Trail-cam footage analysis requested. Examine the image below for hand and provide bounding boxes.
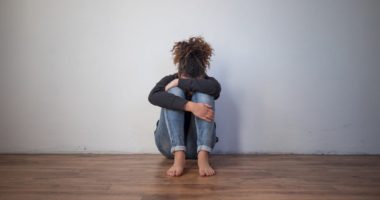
[165,79,179,91]
[185,102,214,122]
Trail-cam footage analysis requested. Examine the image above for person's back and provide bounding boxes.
[148,36,221,177]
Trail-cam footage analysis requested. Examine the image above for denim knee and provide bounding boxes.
[192,92,214,104]
[167,87,185,97]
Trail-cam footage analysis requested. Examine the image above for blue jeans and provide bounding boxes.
[154,87,218,160]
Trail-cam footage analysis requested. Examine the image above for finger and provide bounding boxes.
[201,115,212,122]
[207,111,214,118]
[203,104,213,109]
[204,110,214,120]
[208,114,214,121]
[205,117,212,122]
[204,113,213,122]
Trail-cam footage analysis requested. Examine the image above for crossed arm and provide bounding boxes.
[148,74,221,122]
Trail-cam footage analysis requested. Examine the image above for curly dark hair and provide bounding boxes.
[171,36,214,78]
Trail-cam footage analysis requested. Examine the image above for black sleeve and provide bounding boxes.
[148,74,188,111]
[177,76,221,99]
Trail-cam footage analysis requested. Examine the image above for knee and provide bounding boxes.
[192,92,214,104]
[167,87,185,97]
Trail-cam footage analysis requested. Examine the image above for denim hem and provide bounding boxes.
[197,145,212,153]
[171,146,186,154]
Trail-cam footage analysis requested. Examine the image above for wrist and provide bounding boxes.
[184,101,195,112]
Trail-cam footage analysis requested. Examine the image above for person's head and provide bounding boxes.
[171,36,213,78]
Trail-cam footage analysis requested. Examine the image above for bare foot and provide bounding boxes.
[197,150,216,176]
[167,151,186,177]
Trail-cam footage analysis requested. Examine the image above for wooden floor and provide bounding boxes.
[0,154,379,200]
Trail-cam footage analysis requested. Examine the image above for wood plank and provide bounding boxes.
[0,154,379,200]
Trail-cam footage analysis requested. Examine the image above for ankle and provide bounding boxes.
[174,150,185,157]
[173,151,185,162]
[197,150,209,160]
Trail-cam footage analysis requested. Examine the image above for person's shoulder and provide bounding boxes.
[166,73,178,78]
[161,73,177,80]
[204,74,218,80]
[157,73,177,83]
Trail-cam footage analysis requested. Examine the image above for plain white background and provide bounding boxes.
[0,0,379,154]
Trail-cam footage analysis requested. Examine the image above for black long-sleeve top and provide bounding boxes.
[148,73,221,111]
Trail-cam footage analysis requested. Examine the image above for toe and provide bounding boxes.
[207,169,212,176]
[167,168,174,176]
[206,167,215,176]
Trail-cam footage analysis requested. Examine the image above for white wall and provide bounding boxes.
[1,0,379,154]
